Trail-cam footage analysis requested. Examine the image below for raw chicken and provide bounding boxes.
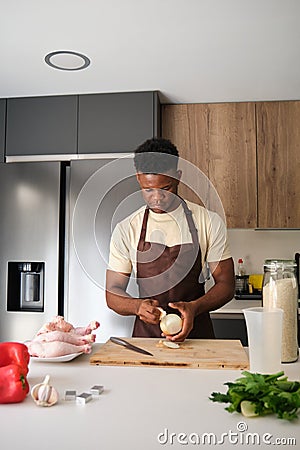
[36,316,73,334]
[33,330,96,345]
[26,316,100,358]
[72,320,100,336]
[37,316,100,336]
[26,340,92,358]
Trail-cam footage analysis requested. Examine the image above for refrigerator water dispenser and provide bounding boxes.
[7,262,45,312]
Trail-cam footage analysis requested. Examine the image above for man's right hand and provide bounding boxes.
[137,299,161,324]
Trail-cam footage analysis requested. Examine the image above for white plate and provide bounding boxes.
[31,352,84,363]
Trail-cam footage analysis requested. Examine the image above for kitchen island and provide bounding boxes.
[1,343,299,450]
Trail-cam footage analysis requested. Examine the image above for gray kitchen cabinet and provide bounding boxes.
[0,99,6,162]
[211,318,248,346]
[6,95,77,158]
[78,91,160,154]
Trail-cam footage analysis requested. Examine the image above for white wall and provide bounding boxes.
[227,229,300,275]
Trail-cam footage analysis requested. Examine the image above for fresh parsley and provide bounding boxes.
[209,371,300,421]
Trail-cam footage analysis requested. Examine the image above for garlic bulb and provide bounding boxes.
[160,313,182,336]
[31,375,58,407]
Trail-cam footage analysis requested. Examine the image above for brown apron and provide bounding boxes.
[132,199,215,338]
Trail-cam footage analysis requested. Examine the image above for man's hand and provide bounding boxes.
[165,301,196,342]
[137,299,161,324]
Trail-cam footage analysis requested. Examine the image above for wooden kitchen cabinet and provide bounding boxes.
[0,99,6,162]
[6,95,78,158]
[257,101,300,228]
[78,91,160,154]
[162,103,257,228]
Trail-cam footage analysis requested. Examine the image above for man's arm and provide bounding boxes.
[105,269,161,324]
[193,257,235,313]
[168,257,235,341]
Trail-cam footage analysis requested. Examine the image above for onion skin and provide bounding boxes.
[160,314,182,336]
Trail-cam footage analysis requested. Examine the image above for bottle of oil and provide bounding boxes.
[235,258,248,294]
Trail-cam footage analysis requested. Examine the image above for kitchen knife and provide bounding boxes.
[109,337,153,356]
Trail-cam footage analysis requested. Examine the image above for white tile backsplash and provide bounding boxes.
[228,229,300,275]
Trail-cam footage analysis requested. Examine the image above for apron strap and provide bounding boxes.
[179,198,199,248]
[137,207,149,251]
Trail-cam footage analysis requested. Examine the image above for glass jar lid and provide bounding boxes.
[264,259,296,270]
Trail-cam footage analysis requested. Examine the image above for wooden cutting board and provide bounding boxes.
[90,338,249,370]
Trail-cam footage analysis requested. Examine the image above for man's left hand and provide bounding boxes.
[164,301,196,342]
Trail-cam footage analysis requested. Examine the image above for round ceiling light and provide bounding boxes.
[44,51,90,71]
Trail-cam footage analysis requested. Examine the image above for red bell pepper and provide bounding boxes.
[0,342,30,375]
[0,364,29,403]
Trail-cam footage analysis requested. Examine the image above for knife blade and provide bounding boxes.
[110,336,153,356]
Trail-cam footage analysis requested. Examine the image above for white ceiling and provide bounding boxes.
[1,0,300,104]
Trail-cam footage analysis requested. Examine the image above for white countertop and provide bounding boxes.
[1,344,299,450]
[211,298,300,319]
[210,298,262,318]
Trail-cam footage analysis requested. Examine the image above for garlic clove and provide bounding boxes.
[31,375,58,407]
[38,382,52,403]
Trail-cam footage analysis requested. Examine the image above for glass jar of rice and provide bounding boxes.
[263,259,299,363]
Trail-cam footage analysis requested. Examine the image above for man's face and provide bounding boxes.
[136,170,182,213]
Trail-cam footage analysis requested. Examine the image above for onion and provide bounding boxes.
[240,400,259,417]
[160,313,182,336]
[163,340,180,349]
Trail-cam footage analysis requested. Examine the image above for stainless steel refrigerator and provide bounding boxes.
[65,157,144,342]
[0,156,145,342]
[0,162,61,341]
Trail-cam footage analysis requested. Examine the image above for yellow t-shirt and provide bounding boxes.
[108,200,231,276]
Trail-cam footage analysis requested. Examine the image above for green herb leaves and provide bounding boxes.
[209,371,300,421]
